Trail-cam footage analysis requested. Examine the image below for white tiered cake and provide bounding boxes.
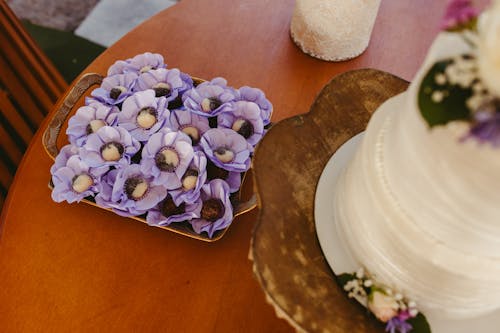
[333,30,500,319]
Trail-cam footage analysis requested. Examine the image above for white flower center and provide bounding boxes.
[155,148,180,172]
[72,174,93,193]
[124,176,149,200]
[183,176,197,190]
[154,82,170,90]
[201,98,212,112]
[232,118,247,132]
[201,97,221,112]
[214,147,234,163]
[137,107,157,129]
[162,149,179,166]
[140,65,153,73]
[88,119,106,133]
[181,126,200,143]
[132,181,148,199]
[101,142,123,161]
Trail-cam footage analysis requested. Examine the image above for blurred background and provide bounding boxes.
[6,0,178,83]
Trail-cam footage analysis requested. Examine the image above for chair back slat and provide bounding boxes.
[0,52,46,128]
[0,89,34,146]
[0,0,68,211]
[0,120,24,167]
[0,2,67,100]
[0,158,13,202]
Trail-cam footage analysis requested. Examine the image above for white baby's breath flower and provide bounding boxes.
[478,0,500,97]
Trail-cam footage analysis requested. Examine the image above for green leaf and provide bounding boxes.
[407,313,432,333]
[418,58,473,127]
[446,17,478,33]
[337,273,356,287]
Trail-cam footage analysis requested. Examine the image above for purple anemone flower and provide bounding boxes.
[67,101,119,146]
[140,129,194,189]
[467,112,500,146]
[440,0,478,31]
[91,72,138,106]
[135,68,193,104]
[51,155,108,203]
[237,86,273,125]
[200,128,252,172]
[125,52,166,74]
[169,151,208,205]
[50,144,79,174]
[95,164,168,217]
[182,77,238,116]
[168,109,211,149]
[146,194,202,227]
[107,59,130,76]
[218,101,265,147]
[190,179,233,238]
[117,90,169,142]
[80,126,141,167]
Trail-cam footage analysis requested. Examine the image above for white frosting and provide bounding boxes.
[333,33,500,319]
[290,0,381,61]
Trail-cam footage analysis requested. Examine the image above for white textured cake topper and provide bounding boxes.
[290,0,381,61]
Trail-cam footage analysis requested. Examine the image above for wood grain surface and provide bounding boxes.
[251,69,408,332]
[0,0,489,331]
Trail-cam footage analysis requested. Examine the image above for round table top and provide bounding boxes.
[0,0,488,331]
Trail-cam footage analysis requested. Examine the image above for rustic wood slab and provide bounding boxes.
[251,68,409,332]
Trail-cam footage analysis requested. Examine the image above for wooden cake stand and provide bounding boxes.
[250,69,408,332]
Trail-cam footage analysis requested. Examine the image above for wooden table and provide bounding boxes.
[0,0,487,331]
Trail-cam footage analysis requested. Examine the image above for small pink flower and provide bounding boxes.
[440,0,479,31]
[368,291,399,323]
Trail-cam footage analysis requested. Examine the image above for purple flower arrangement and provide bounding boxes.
[50,52,272,239]
[339,268,426,333]
[439,0,479,31]
[418,0,500,148]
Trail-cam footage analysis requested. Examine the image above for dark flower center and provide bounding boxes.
[110,86,126,100]
[136,106,158,129]
[153,83,171,97]
[155,148,179,172]
[182,169,199,190]
[160,196,186,217]
[168,96,183,110]
[201,198,224,222]
[201,97,222,112]
[124,176,149,200]
[232,118,254,139]
[100,142,124,161]
[206,159,228,180]
[71,174,93,193]
[214,147,235,163]
[181,126,200,145]
[85,119,106,135]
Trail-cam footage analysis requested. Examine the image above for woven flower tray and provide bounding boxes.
[42,73,259,242]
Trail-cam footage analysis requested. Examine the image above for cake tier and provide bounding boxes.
[334,33,500,319]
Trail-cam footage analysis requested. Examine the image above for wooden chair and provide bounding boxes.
[0,1,67,209]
